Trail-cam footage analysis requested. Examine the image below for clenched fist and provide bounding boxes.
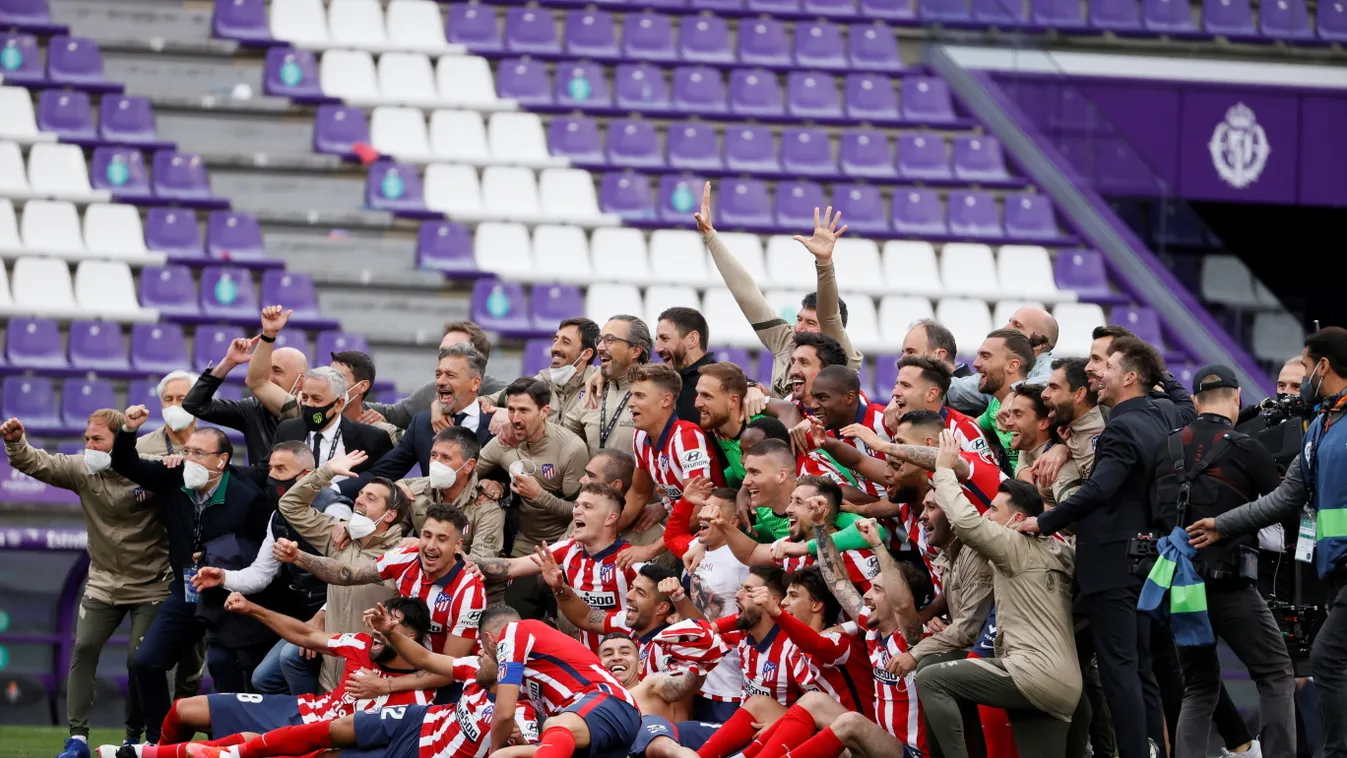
[124,405,150,432]
[0,418,24,443]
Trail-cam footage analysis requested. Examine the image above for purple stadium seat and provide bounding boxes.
[948,190,1002,238]
[892,188,947,236]
[680,16,734,64]
[719,178,773,228]
[728,68,785,117]
[667,122,723,170]
[193,325,243,372]
[897,133,951,180]
[673,66,728,115]
[522,338,551,377]
[952,134,1009,181]
[605,120,662,168]
[1261,0,1313,39]
[263,48,322,100]
[98,94,162,148]
[3,376,59,429]
[691,0,744,10]
[555,62,612,108]
[69,320,129,371]
[271,328,309,358]
[1144,0,1198,32]
[804,0,859,13]
[152,150,215,203]
[848,23,905,73]
[1054,249,1110,298]
[498,58,554,106]
[47,36,114,90]
[739,19,791,68]
[872,353,899,397]
[206,211,265,261]
[658,174,706,224]
[472,278,532,332]
[313,105,369,157]
[37,89,96,141]
[139,265,198,316]
[795,21,847,70]
[315,331,370,358]
[787,71,842,119]
[724,125,780,173]
[128,379,162,417]
[752,350,774,385]
[213,0,271,45]
[839,130,896,178]
[775,180,827,228]
[7,317,67,369]
[0,0,66,34]
[199,266,258,318]
[781,128,836,176]
[1110,305,1163,345]
[748,0,802,11]
[1204,0,1255,35]
[566,10,619,58]
[62,378,117,428]
[91,147,152,200]
[447,5,504,52]
[832,184,888,234]
[1089,0,1142,29]
[1033,0,1087,27]
[615,63,671,111]
[531,284,584,329]
[548,116,603,163]
[845,73,899,120]
[366,161,426,213]
[261,270,321,317]
[973,0,1028,24]
[599,171,656,220]
[506,8,562,55]
[921,0,972,21]
[1004,193,1058,240]
[0,33,45,86]
[130,323,188,373]
[1321,0,1347,40]
[902,76,955,123]
[417,220,476,275]
[144,209,203,259]
[709,347,751,373]
[623,11,678,62]
[862,0,919,19]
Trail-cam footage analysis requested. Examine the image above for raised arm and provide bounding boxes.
[246,307,297,417]
[537,542,612,634]
[2,420,83,491]
[365,602,461,678]
[224,592,331,651]
[795,207,862,371]
[861,519,922,645]
[696,182,779,334]
[811,514,865,623]
[471,554,541,583]
[278,539,383,586]
[933,433,1023,572]
[108,408,180,493]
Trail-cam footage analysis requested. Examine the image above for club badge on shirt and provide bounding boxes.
[541,463,555,479]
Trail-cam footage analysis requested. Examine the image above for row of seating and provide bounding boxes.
[2,316,366,376]
[2,375,242,436]
[7,88,172,150]
[367,162,615,226]
[138,266,335,327]
[0,142,224,209]
[261,0,464,52]
[0,34,117,92]
[0,257,149,321]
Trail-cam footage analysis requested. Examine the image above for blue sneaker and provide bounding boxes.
[57,738,91,758]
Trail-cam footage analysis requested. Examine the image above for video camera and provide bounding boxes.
[1260,393,1310,426]
[1267,598,1325,676]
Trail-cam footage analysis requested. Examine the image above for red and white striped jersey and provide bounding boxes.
[821,403,891,497]
[940,407,996,463]
[648,619,731,679]
[775,544,883,593]
[633,416,725,510]
[376,548,487,654]
[496,619,639,718]
[548,538,639,653]
[416,658,539,758]
[841,622,924,753]
[891,451,1005,595]
[716,617,817,706]
[594,612,669,679]
[296,633,434,722]
[771,611,874,717]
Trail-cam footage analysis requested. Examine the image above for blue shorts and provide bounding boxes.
[563,692,641,758]
[691,697,740,724]
[207,694,302,738]
[671,722,720,750]
[346,705,431,758]
[629,716,677,756]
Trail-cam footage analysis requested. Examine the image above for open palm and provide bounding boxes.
[792,206,848,263]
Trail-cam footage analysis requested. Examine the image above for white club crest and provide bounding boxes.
[1209,103,1270,189]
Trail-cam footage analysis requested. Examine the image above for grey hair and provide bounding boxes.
[609,314,653,364]
[438,342,486,377]
[305,366,348,399]
[156,370,198,398]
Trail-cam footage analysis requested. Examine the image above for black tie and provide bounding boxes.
[312,432,323,462]
[453,412,469,427]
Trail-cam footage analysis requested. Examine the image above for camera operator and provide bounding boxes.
[1151,365,1294,758]
[1237,356,1308,471]
[1189,327,1347,758]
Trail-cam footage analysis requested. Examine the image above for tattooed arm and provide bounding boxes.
[650,671,707,702]
[290,551,383,586]
[879,442,970,479]
[813,523,865,623]
[875,541,923,645]
[552,584,613,634]
[470,555,540,583]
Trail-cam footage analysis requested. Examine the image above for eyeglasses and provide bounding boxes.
[597,335,633,347]
[181,447,225,459]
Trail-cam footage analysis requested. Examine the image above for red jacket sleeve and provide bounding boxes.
[773,610,850,665]
[714,614,738,635]
[663,497,697,557]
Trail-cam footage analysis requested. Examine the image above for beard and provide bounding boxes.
[371,642,396,664]
[979,373,1004,395]
[737,608,762,629]
[888,485,920,504]
[1048,402,1078,428]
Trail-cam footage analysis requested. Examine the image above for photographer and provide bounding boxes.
[1189,327,1347,758]
[1237,356,1308,472]
[1151,365,1294,758]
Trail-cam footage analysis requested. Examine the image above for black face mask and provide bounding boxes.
[267,475,301,499]
[301,401,337,432]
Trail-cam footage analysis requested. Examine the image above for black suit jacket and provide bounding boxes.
[272,417,394,473]
[183,372,284,465]
[336,409,493,498]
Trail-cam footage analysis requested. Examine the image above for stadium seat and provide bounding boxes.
[725,125,781,173]
[842,294,883,352]
[781,128,836,177]
[265,48,323,100]
[20,199,83,258]
[832,184,887,235]
[1004,193,1059,241]
[840,130,897,179]
[776,181,827,229]
[993,299,1044,328]
[649,230,713,286]
[474,222,533,278]
[497,58,553,107]
[998,245,1067,301]
[75,260,148,319]
[472,279,531,333]
[940,243,998,296]
[1091,0,1143,30]
[952,135,1009,181]
[1204,0,1256,36]
[416,220,476,275]
[144,208,203,259]
[879,295,936,343]
[585,282,644,326]
[429,110,489,166]
[328,0,389,52]
[614,63,671,111]
[1320,0,1347,40]
[193,324,243,372]
[371,107,433,163]
[795,21,847,70]
[893,188,947,237]
[657,175,706,225]
[47,36,114,91]
[1052,303,1106,356]
[0,141,37,200]
[312,104,366,157]
[151,151,215,204]
[316,330,370,357]
[320,49,380,103]
[1144,0,1198,32]
[37,90,97,142]
[566,10,619,59]
[556,61,612,109]
[483,166,543,222]
[719,178,772,229]
[12,256,82,318]
[882,241,943,296]
[1054,249,1110,299]
[0,87,44,144]
[739,19,791,67]
[91,147,152,202]
[532,283,584,329]
[606,120,663,169]
[849,23,905,73]
[588,229,651,287]
[948,190,1002,239]
[898,133,952,180]
[424,163,482,217]
[207,211,266,261]
[936,298,993,358]
[681,16,734,64]
[0,199,18,256]
[973,0,1028,24]
[540,168,611,226]
[271,0,328,47]
[1261,0,1313,39]
[69,321,129,371]
[506,8,562,56]
[1252,311,1305,361]
[7,317,67,368]
[624,12,677,61]
[766,235,816,290]
[29,142,104,202]
[599,171,656,220]
[437,56,506,109]
[1110,305,1164,346]
[200,266,258,318]
[675,66,729,115]
[844,73,899,121]
[0,32,45,88]
[703,287,760,347]
[98,94,161,148]
[832,239,885,296]
[447,5,502,52]
[261,270,323,319]
[787,71,842,119]
[84,203,153,262]
[645,285,702,329]
[3,375,60,429]
[131,323,188,372]
[902,76,955,123]
[718,232,769,285]
[378,52,441,108]
[367,160,427,213]
[387,0,456,53]
[489,112,559,168]
[531,224,593,283]
[1200,255,1260,307]
[138,265,198,316]
[548,116,604,164]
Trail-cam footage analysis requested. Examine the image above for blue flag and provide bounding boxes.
[1137,526,1214,647]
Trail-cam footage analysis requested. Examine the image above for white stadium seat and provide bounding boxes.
[935,298,993,358]
[765,235,815,289]
[84,203,156,263]
[717,232,769,286]
[703,287,760,347]
[424,163,483,217]
[648,230,711,286]
[1252,311,1305,362]
[840,293,883,352]
[327,0,389,52]
[879,295,934,344]
[320,50,380,104]
[1201,255,1260,308]
[436,56,510,110]
[645,285,701,329]
[270,0,329,47]
[998,245,1070,301]
[370,107,433,163]
[75,260,152,319]
[483,166,543,222]
[377,52,441,107]
[1052,302,1106,357]
[766,289,808,327]
[539,168,613,226]
[586,283,643,326]
[0,264,15,310]
[0,199,19,256]
[28,143,105,202]
[0,141,36,200]
[12,257,82,317]
[473,222,532,277]
[387,0,459,54]
[20,200,84,257]
[832,239,884,295]
[431,110,491,164]
[488,112,565,168]
[940,243,998,296]
[0,88,50,145]
[590,228,652,286]
[882,241,942,295]
[531,224,593,283]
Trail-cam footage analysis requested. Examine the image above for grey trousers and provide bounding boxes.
[1174,584,1295,758]
[1312,577,1347,758]
[916,656,1071,758]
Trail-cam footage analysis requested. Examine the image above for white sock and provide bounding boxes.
[72,737,88,744]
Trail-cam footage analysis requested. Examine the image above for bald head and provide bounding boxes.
[271,347,310,395]
[1006,306,1058,355]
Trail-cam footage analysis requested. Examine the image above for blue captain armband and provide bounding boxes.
[499,661,524,686]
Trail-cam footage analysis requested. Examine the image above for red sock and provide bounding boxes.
[159,701,194,745]
[742,716,785,758]
[784,727,844,758]
[237,722,333,758]
[754,706,817,758]
[534,726,577,758]
[978,704,1019,758]
[141,735,244,758]
[697,708,760,758]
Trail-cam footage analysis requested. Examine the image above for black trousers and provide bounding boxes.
[1081,584,1166,758]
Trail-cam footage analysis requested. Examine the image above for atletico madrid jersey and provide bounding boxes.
[840,621,925,754]
[496,619,639,718]
[296,633,434,722]
[714,616,817,706]
[416,657,539,758]
[822,402,892,497]
[375,547,487,654]
[549,537,639,653]
[769,610,874,717]
[633,416,726,510]
[774,543,883,593]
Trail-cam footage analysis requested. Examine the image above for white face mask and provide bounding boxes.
[346,512,378,539]
[182,460,212,489]
[84,448,111,475]
[549,358,583,386]
[162,405,195,432]
[344,381,368,408]
[429,459,469,490]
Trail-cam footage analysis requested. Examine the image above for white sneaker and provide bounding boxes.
[1149,738,1159,758]
[1223,741,1263,758]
